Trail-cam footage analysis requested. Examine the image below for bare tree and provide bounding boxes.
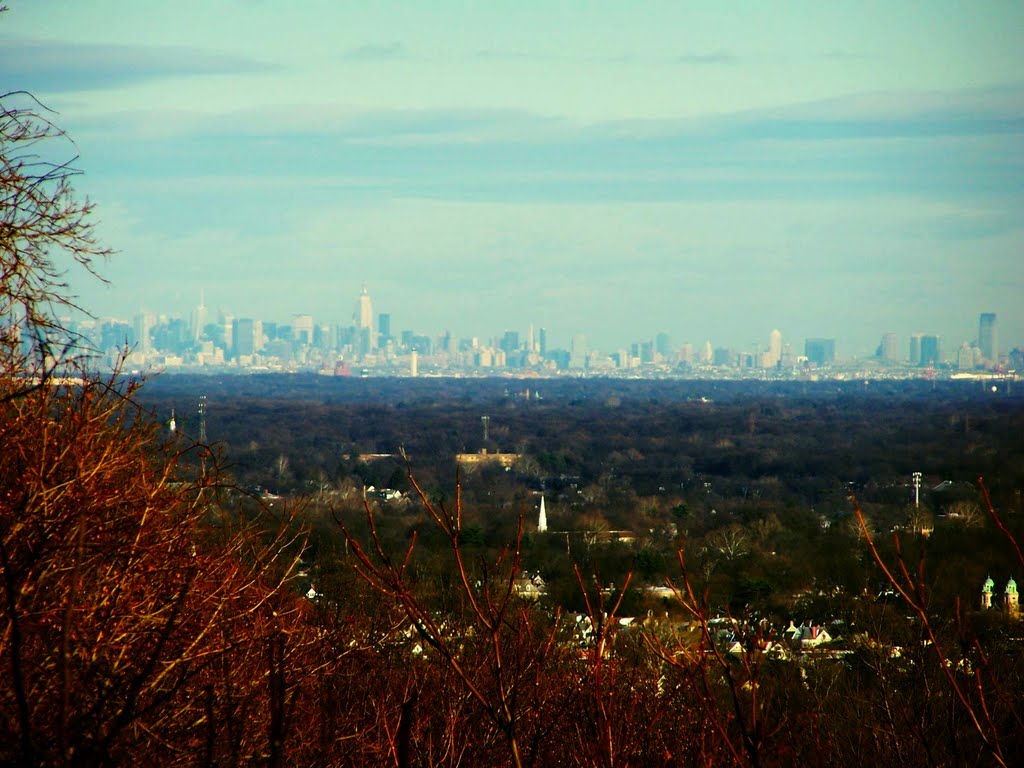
[341,467,565,768]
[0,62,336,766]
[849,483,1022,767]
[1,87,112,394]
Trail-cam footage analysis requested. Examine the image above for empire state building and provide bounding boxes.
[355,285,374,355]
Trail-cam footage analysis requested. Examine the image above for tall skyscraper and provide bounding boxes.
[133,311,154,355]
[292,314,314,346]
[957,342,981,370]
[919,335,941,366]
[233,318,256,358]
[804,338,836,365]
[767,329,782,367]
[356,285,373,331]
[353,285,374,355]
[218,310,233,351]
[570,334,587,369]
[909,333,923,365]
[879,332,899,362]
[500,330,520,354]
[190,290,207,343]
[978,313,997,364]
[655,331,672,359]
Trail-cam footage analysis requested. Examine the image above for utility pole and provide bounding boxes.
[912,471,922,509]
[198,395,207,443]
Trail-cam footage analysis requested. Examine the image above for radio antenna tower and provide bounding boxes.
[198,395,208,443]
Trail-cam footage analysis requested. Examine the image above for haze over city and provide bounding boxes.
[4,2,1023,357]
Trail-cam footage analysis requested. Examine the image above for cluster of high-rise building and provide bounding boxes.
[895,313,1004,372]
[66,289,1018,378]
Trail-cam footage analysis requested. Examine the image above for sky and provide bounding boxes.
[3,1,1023,357]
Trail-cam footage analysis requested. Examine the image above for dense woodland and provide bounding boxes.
[139,375,1024,615]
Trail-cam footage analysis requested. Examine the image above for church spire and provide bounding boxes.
[538,496,547,533]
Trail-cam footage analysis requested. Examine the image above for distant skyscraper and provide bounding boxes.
[378,312,391,341]
[804,338,836,365]
[978,313,997,364]
[218,310,233,350]
[655,332,672,359]
[538,327,547,357]
[233,318,256,358]
[133,311,154,355]
[919,334,941,366]
[500,330,520,354]
[957,342,980,370]
[909,333,923,365]
[315,323,330,351]
[292,314,314,346]
[768,329,782,367]
[356,284,373,330]
[712,347,734,367]
[879,332,899,362]
[190,290,207,343]
[570,334,587,369]
[353,285,374,355]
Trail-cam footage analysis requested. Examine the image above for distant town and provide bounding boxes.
[70,287,1018,380]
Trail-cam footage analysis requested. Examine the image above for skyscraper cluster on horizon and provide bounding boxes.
[64,286,1019,377]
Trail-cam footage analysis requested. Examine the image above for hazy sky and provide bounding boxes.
[4,1,1023,356]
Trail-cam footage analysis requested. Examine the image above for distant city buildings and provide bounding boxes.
[190,291,207,344]
[908,333,942,368]
[766,329,783,368]
[919,335,941,368]
[804,338,836,366]
[355,285,374,355]
[232,318,257,358]
[909,332,923,366]
[878,332,899,362]
[80,288,1018,379]
[570,334,587,369]
[133,311,154,356]
[979,313,997,365]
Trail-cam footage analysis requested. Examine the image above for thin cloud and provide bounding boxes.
[820,49,872,61]
[65,85,1024,215]
[338,42,407,61]
[473,48,564,62]
[677,50,737,65]
[0,38,274,94]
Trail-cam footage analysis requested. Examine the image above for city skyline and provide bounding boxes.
[88,286,1013,372]
[5,3,1023,355]
[105,282,1014,361]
